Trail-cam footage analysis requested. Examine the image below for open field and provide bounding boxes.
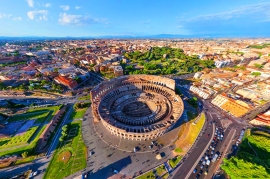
[71,108,88,119]
[0,106,62,158]
[0,125,46,156]
[44,121,87,179]
[8,111,50,124]
[221,129,270,179]
[27,105,62,122]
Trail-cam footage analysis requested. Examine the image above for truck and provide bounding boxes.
[212,154,218,162]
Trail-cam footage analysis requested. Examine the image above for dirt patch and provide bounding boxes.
[57,150,72,164]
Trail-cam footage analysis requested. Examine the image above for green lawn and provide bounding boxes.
[8,111,50,123]
[78,95,90,101]
[0,125,46,156]
[71,108,88,119]
[169,155,182,169]
[0,126,38,149]
[44,121,87,179]
[27,105,62,122]
[156,165,167,177]
[137,170,155,179]
[174,147,183,153]
[186,113,205,144]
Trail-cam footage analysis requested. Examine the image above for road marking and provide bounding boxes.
[183,122,215,179]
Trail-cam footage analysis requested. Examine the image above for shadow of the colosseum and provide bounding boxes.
[88,156,132,179]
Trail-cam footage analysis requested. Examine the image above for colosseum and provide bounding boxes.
[90,75,184,141]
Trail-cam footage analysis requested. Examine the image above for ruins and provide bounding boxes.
[91,75,184,141]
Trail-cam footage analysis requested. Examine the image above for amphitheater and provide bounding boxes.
[91,75,184,141]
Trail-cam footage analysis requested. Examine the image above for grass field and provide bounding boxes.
[169,155,182,169]
[137,170,155,179]
[44,121,87,179]
[186,113,205,145]
[71,108,88,119]
[0,125,46,156]
[78,95,90,101]
[0,126,38,149]
[156,165,167,177]
[8,111,50,123]
[27,105,62,122]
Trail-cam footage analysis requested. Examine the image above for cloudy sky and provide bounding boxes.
[0,0,269,37]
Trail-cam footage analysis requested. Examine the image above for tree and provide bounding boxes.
[251,72,261,77]
[21,151,28,158]
[59,136,64,142]
[53,68,59,73]
[254,63,263,69]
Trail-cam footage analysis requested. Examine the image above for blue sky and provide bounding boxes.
[0,0,269,37]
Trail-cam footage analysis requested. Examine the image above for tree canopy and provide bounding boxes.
[221,130,270,179]
[123,47,215,75]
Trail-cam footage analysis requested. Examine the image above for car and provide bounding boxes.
[200,165,204,169]
[89,151,94,156]
[196,174,201,179]
[193,168,197,173]
[204,170,209,175]
[149,145,153,149]
[200,157,204,161]
[199,170,203,175]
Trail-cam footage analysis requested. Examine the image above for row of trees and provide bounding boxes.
[59,124,69,142]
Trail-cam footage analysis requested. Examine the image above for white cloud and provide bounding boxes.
[178,2,270,22]
[58,13,108,25]
[12,17,22,20]
[26,0,34,7]
[60,5,69,11]
[44,3,51,8]
[27,10,48,20]
[0,14,12,18]
[75,6,81,10]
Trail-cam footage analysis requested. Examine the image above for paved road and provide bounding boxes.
[170,110,214,179]
[170,87,247,179]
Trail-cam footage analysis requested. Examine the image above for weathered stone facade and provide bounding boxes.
[91,75,184,141]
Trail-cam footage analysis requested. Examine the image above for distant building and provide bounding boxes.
[250,110,270,127]
[194,72,202,79]
[54,75,78,89]
[214,60,230,68]
[211,94,250,117]
[112,65,124,77]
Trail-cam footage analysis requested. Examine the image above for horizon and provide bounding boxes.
[0,0,270,37]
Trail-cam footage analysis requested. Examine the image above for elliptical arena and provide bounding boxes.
[91,75,184,141]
